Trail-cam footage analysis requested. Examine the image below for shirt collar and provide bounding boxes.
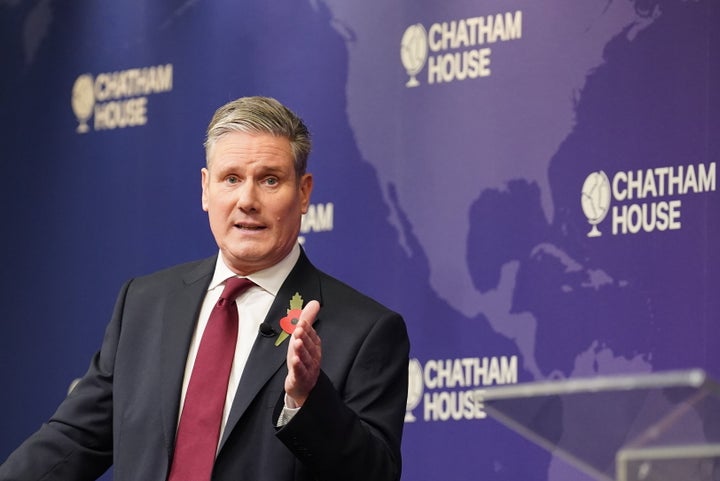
[209,243,301,297]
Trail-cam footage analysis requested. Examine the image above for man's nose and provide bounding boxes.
[235,182,260,211]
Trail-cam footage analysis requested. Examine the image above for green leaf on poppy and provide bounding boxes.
[275,331,290,347]
[289,292,304,310]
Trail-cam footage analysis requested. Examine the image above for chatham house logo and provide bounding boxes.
[399,12,522,88]
[70,64,173,133]
[579,163,716,237]
[400,24,428,88]
[581,170,611,237]
[405,355,517,423]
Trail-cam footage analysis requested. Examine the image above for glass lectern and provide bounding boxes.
[480,369,720,481]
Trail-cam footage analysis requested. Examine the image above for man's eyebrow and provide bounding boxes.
[256,164,291,176]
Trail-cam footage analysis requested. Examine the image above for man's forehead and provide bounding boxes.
[208,132,294,165]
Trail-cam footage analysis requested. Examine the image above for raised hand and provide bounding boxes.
[284,300,322,407]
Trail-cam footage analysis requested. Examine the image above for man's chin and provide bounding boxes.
[221,247,275,275]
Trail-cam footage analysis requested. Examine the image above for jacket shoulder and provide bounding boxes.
[122,256,216,295]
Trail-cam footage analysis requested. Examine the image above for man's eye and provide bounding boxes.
[226,175,239,184]
[264,177,279,186]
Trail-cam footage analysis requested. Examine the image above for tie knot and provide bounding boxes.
[219,277,254,302]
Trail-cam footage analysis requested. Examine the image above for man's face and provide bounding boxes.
[202,131,313,275]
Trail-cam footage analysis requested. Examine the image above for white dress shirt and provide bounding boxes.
[177,243,301,441]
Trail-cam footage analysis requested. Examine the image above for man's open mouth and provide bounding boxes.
[235,223,265,230]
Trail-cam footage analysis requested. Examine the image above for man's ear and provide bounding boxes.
[201,167,210,212]
[299,173,313,214]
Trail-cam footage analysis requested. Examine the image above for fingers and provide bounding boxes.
[288,324,321,379]
[285,300,322,406]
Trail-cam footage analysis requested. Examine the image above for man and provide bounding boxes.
[0,96,410,481]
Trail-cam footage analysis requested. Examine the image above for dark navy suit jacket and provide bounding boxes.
[0,250,409,481]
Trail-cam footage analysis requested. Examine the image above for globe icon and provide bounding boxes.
[400,24,428,88]
[72,74,95,133]
[405,358,424,422]
[581,170,611,237]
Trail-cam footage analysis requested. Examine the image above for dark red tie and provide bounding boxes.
[168,277,254,481]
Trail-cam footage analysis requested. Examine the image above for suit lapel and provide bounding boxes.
[159,257,215,457]
[219,250,323,450]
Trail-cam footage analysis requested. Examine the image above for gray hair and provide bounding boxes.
[204,96,312,177]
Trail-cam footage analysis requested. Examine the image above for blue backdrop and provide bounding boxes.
[1,0,718,479]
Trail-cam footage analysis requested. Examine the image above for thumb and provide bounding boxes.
[299,300,320,327]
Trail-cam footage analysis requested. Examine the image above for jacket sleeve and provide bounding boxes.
[274,311,409,481]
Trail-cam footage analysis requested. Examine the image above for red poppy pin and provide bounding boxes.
[275,292,304,346]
